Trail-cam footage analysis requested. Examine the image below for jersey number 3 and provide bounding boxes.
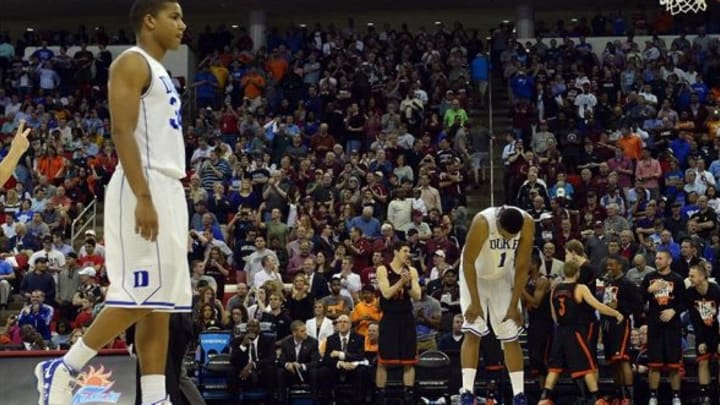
[159,76,182,131]
[557,296,566,317]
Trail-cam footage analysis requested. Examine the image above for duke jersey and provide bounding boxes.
[473,206,523,280]
[118,46,185,179]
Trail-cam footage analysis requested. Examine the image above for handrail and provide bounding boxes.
[70,198,98,245]
[488,49,495,207]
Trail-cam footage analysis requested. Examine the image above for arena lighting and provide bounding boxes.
[26,27,34,32]
[502,19,510,23]
[434,21,442,25]
[367,22,374,26]
[231,24,239,28]
[299,23,307,28]
[571,18,578,22]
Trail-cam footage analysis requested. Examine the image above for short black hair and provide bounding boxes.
[129,0,177,33]
[499,207,524,235]
[393,240,410,253]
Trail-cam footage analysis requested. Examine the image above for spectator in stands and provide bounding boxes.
[17,289,54,340]
[276,320,322,404]
[0,256,15,310]
[626,254,656,287]
[322,313,370,403]
[20,256,55,303]
[229,318,276,397]
[55,252,80,321]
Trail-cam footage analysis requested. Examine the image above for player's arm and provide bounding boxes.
[408,267,421,301]
[376,265,404,300]
[577,284,622,320]
[549,286,557,324]
[508,215,535,312]
[108,53,152,205]
[462,214,488,311]
[0,122,30,186]
[524,276,549,309]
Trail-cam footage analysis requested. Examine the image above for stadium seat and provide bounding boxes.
[415,350,452,403]
[196,331,233,401]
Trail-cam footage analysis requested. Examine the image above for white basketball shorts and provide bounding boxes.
[459,264,523,341]
[104,169,191,312]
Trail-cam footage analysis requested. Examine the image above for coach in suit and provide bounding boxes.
[322,314,370,403]
[276,320,322,404]
[229,318,276,395]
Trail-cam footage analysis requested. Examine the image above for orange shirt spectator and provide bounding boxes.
[617,132,642,160]
[350,290,382,337]
[241,69,266,99]
[265,54,288,83]
[36,148,66,182]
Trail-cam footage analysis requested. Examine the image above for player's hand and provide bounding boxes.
[659,308,675,322]
[503,305,523,327]
[464,302,484,323]
[135,196,159,241]
[10,120,31,155]
[698,343,707,354]
[648,279,665,293]
[614,312,624,324]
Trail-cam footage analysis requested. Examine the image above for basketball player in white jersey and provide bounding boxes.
[459,206,534,405]
[36,2,189,405]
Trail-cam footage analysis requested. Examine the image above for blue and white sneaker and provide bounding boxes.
[513,393,528,405]
[35,359,76,405]
[460,390,477,405]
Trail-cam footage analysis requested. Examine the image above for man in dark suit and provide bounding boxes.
[229,319,276,395]
[276,320,321,404]
[322,314,370,403]
[304,259,329,299]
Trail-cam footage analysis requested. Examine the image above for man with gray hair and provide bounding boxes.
[625,254,656,287]
[603,203,630,238]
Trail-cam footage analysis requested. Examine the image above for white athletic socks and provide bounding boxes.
[462,368,477,393]
[62,338,98,372]
[141,374,167,404]
[509,370,524,395]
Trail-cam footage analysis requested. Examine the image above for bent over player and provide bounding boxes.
[460,206,534,405]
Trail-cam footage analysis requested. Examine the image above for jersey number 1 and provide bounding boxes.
[498,252,507,267]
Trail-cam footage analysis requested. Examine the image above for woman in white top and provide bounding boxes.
[246,287,269,320]
[305,301,334,352]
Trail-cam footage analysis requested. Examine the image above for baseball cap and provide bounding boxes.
[42,235,53,243]
[85,230,96,237]
[78,267,96,277]
[540,212,553,221]
[34,257,49,264]
[434,250,446,258]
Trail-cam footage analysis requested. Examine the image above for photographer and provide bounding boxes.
[1,312,22,345]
